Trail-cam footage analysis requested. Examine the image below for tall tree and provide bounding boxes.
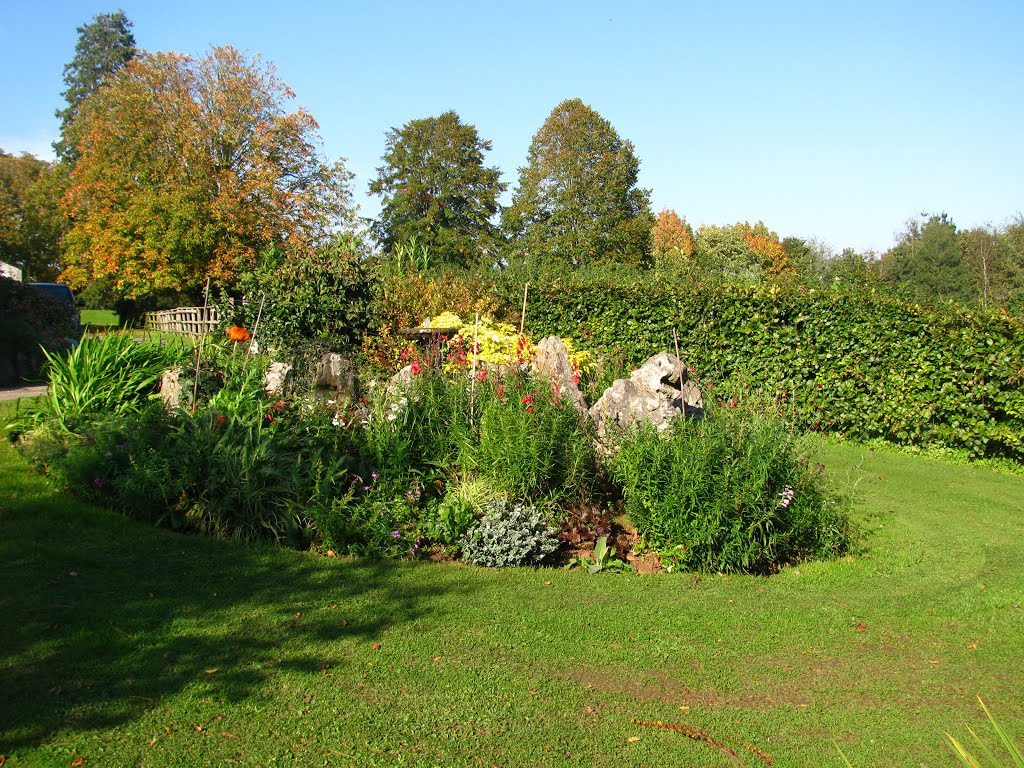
[0,150,64,280]
[501,98,653,269]
[883,213,973,304]
[368,111,506,268]
[651,208,694,261]
[55,10,136,162]
[60,46,356,300]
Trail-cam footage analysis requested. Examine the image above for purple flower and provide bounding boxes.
[390,530,401,539]
[92,477,105,489]
[363,485,371,492]
[371,471,380,480]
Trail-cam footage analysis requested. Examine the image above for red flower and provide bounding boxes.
[227,325,250,342]
[477,369,488,382]
[215,414,226,423]
[410,360,422,375]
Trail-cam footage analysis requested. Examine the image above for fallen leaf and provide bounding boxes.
[927,660,940,665]
[221,731,237,739]
[372,643,381,650]
[967,643,978,649]
[432,656,442,663]
[147,736,156,747]
[626,736,641,744]
[204,668,220,675]
[855,622,868,633]
[678,705,690,711]
[326,550,336,557]
[68,571,78,577]
[1,756,6,766]
[193,725,204,732]
[71,759,86,767]
[544,581,552,585]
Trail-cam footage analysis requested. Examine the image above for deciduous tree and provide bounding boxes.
[693,221,791,283]
[60,46,355,300]
[501,98,653,270]
[369,111,506,268]
[0,150,64,280]
[651,208,694,265]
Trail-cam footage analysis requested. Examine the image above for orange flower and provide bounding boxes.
[227,325,251,342]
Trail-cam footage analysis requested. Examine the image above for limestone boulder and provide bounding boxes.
[589,352,703,438]
[532,336,588,415]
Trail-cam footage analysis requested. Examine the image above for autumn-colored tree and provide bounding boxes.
[60,47,355,299]
[693,221,790,283]
[0,150,65,280]
[651,208,694,263]
[369,111,506,268]
[501,98,653,270]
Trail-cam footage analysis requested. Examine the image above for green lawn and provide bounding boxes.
[1,401,1021,767]
[80,309,120,327]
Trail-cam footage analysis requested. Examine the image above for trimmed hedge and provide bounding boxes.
[518,280,1024,460]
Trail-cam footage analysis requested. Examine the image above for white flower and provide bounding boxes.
[386,413,397,422]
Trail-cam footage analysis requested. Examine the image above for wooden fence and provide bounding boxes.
[145,306,222,336]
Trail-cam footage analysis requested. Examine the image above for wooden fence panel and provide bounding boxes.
[145,306,222,336]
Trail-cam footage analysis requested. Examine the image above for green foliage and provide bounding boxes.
[0,277,78,384]
[0,149,65,281]
[369,111,507,268]
[460,500,560,567]
[519,278,1024,460]
[54,10,136,162]
[468,370,595,503]
[608,409,854,573]
[564,535,632,573]
[946,697,1024,768]
[501,98,654,271]
[232,237,376,351]
[883,213,974,305]
[15,331,185,434]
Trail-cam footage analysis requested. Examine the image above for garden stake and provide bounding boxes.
[519,282,529,336]
[470,313,480,428]
[191,277,211,412]
[248,293,266,355]
[673,328,686,420]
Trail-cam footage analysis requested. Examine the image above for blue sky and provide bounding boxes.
[2,0,1021,255]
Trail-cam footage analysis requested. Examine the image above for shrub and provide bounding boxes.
[608,408,854,573]
[230,236,376,352]
[460,501,559,567]
[0,277,78,385]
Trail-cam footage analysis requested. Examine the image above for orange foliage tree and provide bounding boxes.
[60,46,355,299]
[651,208,694,262]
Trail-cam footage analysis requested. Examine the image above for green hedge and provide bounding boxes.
[518,280,1024,460]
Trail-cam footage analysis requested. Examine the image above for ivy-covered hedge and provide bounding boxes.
[519,280,1024,460]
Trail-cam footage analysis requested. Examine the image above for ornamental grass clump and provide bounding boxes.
[608,407,854,574]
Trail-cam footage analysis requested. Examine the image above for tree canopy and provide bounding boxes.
[369,111,506,268]
[501,98,653,270]
[0,150,64,281]
[881,214,973,305]
[693,221,792,283]
[55,10,136,162]
[59,46,355,300]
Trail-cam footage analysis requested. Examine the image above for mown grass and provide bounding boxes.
[80,309,119,327]
[1,400,1022,767]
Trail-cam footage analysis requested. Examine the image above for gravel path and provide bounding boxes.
[0,385,47,401]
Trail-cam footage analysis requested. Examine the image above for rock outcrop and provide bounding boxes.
[589,352,703,439]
